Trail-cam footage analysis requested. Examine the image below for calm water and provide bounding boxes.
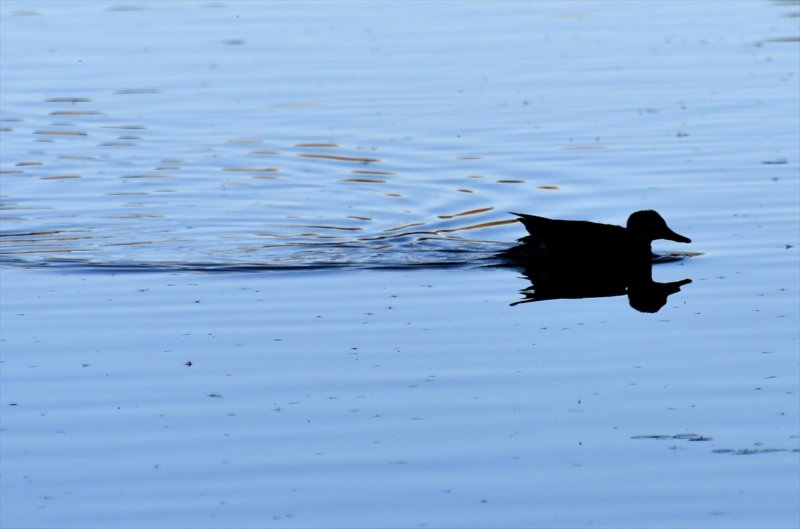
[1,1,799,528]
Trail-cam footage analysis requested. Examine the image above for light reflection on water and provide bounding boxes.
[1,101,544,268]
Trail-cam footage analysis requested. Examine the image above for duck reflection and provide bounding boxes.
[509,261,692,313]
[501,210,693,313]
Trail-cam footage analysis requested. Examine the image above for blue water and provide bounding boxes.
[1,1,799,528]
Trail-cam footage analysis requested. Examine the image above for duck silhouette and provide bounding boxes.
[499,210,693,312]
[503,210,691,270]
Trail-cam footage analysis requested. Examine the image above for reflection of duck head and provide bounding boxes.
[627,278,692,313]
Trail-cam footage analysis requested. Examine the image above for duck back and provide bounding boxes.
[508,213,652,269]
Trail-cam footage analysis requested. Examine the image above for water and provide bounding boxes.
[1,1,799,528]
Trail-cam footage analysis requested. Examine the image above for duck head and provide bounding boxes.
[627,210,691,243]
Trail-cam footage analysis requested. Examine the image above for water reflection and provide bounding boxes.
[508,258,692,313]
[0,91,583,272]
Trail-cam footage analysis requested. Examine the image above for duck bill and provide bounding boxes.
[664,228,691,243]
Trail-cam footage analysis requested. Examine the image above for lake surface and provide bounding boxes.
[1,1,798,528]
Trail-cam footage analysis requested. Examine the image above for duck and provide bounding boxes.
[504,210,691,270]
